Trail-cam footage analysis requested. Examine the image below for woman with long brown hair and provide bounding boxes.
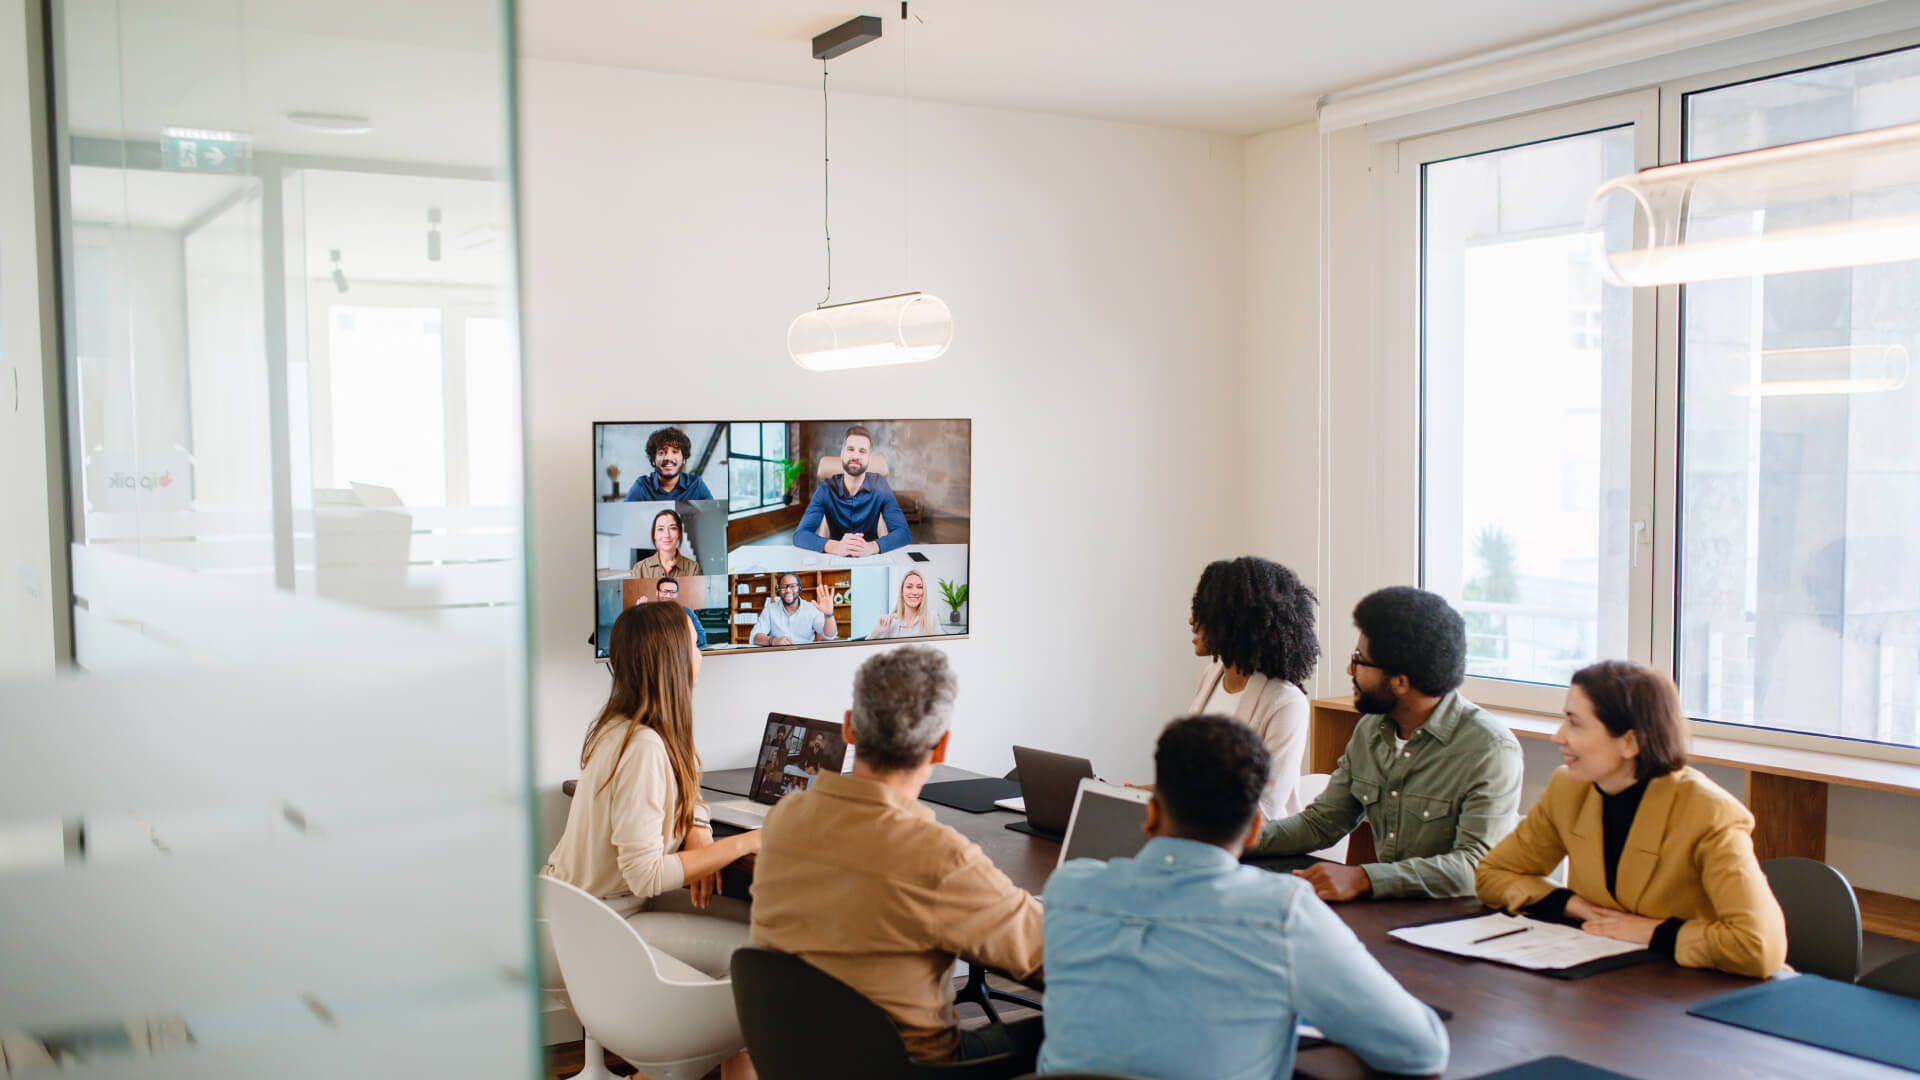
[545,601,757,908]
[545,601,760,1079]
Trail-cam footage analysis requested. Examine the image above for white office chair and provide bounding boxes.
[1292,773,1350,863]
[540,877,747,1080]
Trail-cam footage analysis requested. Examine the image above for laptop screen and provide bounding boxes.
[1058,780,1151,866]
[748,713,849,804]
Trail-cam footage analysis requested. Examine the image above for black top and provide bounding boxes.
[1526,778,1685,958]
[1600,777,1649,898]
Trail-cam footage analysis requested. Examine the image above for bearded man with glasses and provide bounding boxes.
[1248,586,1523,902]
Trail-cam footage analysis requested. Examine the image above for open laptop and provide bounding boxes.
[708,713,849,829]
[1057,779,1152,867]
[1007,745,1096,840]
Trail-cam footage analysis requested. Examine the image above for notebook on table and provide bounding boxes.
[707,713,848,829]
[1387,911,1655,979]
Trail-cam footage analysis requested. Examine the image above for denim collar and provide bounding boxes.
[1137,835,1241,872]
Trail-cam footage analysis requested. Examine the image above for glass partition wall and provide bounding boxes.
[5,0,539,1074]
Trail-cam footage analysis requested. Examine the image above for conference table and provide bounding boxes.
[699,765,1906,1079]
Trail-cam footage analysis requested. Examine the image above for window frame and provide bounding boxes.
[1651,30,1920,764]
[725,421,790,516]
[307,281,503,508]
[1403,90,1662,717]
[1398,29,1920,763]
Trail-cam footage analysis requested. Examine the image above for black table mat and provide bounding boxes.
[919,777,1022,813]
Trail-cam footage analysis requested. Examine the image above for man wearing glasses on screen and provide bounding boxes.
[1247,586,1523,903]
[751,573,840,646]
[625,425,714,502]
[792,425,912,558]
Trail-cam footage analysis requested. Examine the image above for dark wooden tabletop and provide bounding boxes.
[697,766,1905,1079]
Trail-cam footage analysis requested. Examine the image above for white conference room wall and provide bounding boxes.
[1243,118,1920,901]
[518,59,1247,845]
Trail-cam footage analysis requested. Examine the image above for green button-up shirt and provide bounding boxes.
[1253,691,1523,899]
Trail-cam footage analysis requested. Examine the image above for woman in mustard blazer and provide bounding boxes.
[1476,660,1787,978]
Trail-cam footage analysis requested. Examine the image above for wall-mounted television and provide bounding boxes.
[593,419,971,656]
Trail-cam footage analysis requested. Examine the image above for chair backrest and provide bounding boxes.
[1859,952,1920,1000]
[731,947,917,1079]
[539,877,691,1048]
[1761,856,1862,981]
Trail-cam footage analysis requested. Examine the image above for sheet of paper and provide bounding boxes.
[994,796,1026,812]
[1388,912,1644,970]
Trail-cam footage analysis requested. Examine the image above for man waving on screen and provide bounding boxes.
[792,424,913,557]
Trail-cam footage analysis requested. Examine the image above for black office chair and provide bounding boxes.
[1761,856,1862,981]
[1859,952,1920,999]
[956,961,1042,1023]
[731,947,1031,1080]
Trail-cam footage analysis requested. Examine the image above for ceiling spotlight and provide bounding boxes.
[330,249,350,294]
[427,208,442,262]
[285,111,373,135]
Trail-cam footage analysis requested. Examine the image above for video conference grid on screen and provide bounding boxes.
[593,419,971,657]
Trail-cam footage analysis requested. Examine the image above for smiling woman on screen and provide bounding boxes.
[634,507,701,578]
[870,570,943,639]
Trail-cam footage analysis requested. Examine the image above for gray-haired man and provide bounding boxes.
[748,647,1045,1075]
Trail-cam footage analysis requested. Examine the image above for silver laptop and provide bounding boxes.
[1056,779,1153,867]
[708,713,849,829]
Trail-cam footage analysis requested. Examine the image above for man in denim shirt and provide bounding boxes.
[1251,586,1524,901]
[1039,716,1448,1080]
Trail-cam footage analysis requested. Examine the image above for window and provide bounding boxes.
[464,317,518,507]
[1406,39,1920,755]
[1675,46,1920,745]
[327,306,446,507]
[1420,120,1643,697]
[728,422,791,514]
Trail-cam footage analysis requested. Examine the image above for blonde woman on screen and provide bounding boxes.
[870,570,943,639]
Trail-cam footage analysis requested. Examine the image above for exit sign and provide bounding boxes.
[162,127,249,174]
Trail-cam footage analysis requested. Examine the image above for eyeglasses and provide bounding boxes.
[1349,650,1384,671]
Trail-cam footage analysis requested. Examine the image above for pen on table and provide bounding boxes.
[1471,926,1531,945]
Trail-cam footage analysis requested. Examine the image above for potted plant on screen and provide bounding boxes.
[775,458,810,505]
[937,579,968,626]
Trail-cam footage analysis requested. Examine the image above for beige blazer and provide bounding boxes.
[1189,660,1309,821]
[1476,765,1787,977]
[544,724,707,901]
[633,550,701,579]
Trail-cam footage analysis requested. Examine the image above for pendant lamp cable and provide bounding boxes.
[819,61,833,308]
[901,1,910,283]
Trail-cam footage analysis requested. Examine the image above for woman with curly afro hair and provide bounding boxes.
[1186,556,1320,820]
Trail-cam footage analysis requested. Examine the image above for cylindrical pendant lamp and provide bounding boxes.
[787,292,954,371]
[1586,120,1920,286]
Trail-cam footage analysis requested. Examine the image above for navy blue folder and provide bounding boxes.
[1687,974,1920,1073]
[1463,1057,1637,1079]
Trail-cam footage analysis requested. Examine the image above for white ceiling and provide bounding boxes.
[59,0,1691,156]
[516,0,1683,135]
